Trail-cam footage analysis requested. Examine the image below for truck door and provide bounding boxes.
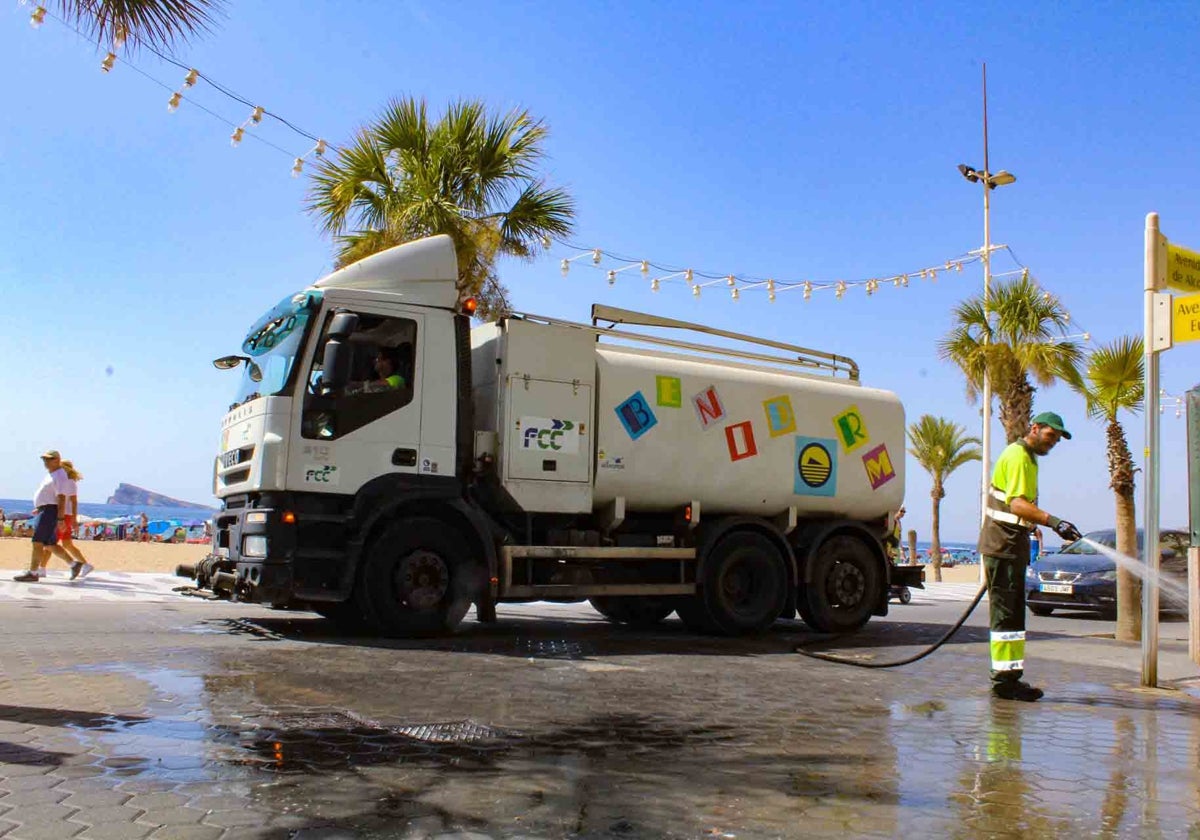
[291,306,425,495]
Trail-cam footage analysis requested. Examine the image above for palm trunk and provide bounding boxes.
[999,374,1036,444]
[930,481,944,583]
[1108,419,1140,642]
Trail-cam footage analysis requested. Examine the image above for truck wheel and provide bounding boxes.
[803,534,882,633]
[588,597,674,627]
[898,587,912,605]
[680,531,788,636]
[356,517,480,637]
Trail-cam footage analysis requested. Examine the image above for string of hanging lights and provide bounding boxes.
[22,2,1099,329]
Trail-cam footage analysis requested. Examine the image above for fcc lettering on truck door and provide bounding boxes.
[519,417,581,453]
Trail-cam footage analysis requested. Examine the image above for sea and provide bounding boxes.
[0,497,216,524]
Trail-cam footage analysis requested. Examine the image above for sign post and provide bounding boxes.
[1143,216,1200,685]
[1143,213,1163,687]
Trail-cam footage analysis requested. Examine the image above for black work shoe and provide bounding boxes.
[13,572,39,583]
[69,562,83,581]
[992,681,1044,702]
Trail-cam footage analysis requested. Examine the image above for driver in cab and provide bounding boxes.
[344,347,406,395]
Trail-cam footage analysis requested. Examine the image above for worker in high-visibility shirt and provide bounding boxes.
[978,411,1083,702]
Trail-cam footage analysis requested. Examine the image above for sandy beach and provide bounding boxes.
[0,538,209,575]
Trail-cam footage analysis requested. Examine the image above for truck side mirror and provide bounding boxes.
[327,312,359,340]
[321,338,351,392]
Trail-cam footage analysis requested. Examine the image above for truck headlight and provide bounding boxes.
[242,535,268,558]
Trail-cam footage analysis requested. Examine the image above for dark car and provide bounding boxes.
[1026,528,1191,618]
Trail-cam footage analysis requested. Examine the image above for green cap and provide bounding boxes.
[1031,411,1071,440]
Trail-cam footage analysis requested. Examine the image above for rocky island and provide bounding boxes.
[106,483,213,510]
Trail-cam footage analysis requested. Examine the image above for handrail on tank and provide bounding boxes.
[510,305,860,380]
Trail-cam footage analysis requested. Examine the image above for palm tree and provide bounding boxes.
[306,97,576,317]
[907,415,982,582]
[938,274,1084,444]
[1066,336,1144,641]
[46,1,224,54]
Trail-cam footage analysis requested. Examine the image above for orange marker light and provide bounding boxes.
[281,511,296,524]
[684,505,692,523]
[462,297,478,316]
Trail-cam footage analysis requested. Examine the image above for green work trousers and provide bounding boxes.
[983,554,1027,685]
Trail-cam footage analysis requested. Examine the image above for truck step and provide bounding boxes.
[501,546,695,561]
[502,583,695,598]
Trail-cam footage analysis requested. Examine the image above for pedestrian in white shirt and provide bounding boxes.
[14,450,76,582]
[36,459,93,580]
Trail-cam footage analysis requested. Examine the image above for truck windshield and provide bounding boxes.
[229,290,323,406]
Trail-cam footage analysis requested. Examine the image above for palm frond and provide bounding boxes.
[55,0,224,54]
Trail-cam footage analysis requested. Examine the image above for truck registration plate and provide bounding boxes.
[1040,582,1073,594]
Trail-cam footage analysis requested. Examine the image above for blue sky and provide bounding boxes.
[2,1,1198,543]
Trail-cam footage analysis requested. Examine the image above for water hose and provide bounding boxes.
[796,584,988,668]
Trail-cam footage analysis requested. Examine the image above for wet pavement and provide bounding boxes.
[2,596,1200,839]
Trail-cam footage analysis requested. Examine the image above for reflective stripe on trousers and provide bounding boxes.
[991,630,1025,672]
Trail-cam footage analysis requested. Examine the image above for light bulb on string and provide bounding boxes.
[183,69,199,88]
[919,269,928,280]
[230,127,244,147]
[731,287,740,301]
[1022,268,1030,281]
[901,275,909,287]
[685,269,694,285]
[640,260,649,276]
[651,278,660,292]
[607,270,616,286]
[803,281,813,301]
[541,235,551,248]
[100,52,116,72]
[835,281,846,300]
[167,91,182,112]
[693,285,701,298]
[314,139,327,156]
[250,106,264,124]
[726,274,736,287]
[892,276,901,287]
[929,268,937,281]
[1082,332,1091,341]
[592,249,602,265]
[30,6,46,27]
[112,24,126,50]
[291,158,304,178]
[560,259,569,277]
[955,262,963,272]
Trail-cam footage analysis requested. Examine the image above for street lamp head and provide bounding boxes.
[957,163,981,183]
[987,170,1017,189]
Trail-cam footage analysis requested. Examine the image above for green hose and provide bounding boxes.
[796,584,987,668]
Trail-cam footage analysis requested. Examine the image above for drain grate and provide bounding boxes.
[394,720,509,744]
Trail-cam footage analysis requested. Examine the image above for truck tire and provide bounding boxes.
[802,534,882,633]
[678,531,788,636]
[356,517,480,637]
[588,596,674,627]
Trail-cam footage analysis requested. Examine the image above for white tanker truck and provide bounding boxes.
[186,234,923,635]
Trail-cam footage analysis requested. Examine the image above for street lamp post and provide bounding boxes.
[958,63,1017,584]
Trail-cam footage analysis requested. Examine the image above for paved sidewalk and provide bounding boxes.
[2,598,1199,838]
[0,570,189,603]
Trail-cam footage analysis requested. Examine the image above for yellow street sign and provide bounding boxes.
[1174,292,1200,345]
[1166,243,1200,292]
